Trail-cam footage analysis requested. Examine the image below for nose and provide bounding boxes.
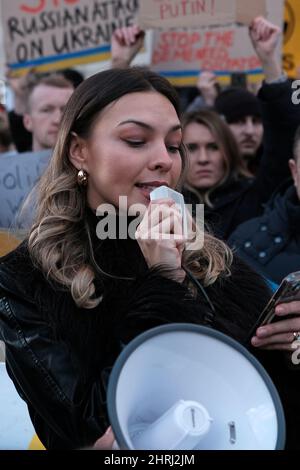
[244,118,255,135]
[51,108,62,125]
[148,144,174,172]
[196,147,209,164]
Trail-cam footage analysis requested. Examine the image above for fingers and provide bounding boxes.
[252,331,295,347]
[135,199,187,277]
[250,16,280,41]
[259,343,297,352]
[154,212,183,238]
[252,331,300,352]
[136,200,184,241]
[255,317,300,337]
[251,315,300,352]
[113,25,144,47]
[113,28,125,44]
[122,26,134,46]
[275,301,300,316]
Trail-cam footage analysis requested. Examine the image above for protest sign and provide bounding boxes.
[0,9,4,81]
[0,362,38,450]
[0,149,51,228]
[0,0,139,75]
[283,0,300,78]
[150,0,283,86]
[138,0,267,30]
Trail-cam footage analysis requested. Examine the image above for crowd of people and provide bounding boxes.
[0,16,300,451]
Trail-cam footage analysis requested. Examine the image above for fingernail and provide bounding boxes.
[275,306,284,314]
[257,327,268,337]
[251,337,259,345]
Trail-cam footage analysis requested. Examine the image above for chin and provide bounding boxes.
[193,180,214,190]
[126,198,149,216]
[241,148,257,158]
[46,140,57,149]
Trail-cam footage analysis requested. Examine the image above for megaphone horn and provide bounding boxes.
[107,324,285,450]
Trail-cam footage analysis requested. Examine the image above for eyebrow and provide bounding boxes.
[117,120,182,133]
[186,140,217,144]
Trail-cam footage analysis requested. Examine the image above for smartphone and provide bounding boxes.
[150,186,188,238]
[248,271,300,340]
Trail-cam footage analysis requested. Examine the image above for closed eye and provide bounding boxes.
[124,140,145,147]
[168,145,180,154]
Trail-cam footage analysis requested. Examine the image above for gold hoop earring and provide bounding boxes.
[77,169,88,187]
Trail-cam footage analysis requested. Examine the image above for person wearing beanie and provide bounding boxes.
[215,87,263,173]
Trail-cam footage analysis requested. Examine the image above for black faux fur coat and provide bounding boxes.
[0,212,292,449]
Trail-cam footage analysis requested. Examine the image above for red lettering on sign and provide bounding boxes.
[20,0,79,14]
[203,30,234,47]
[159,0,214,20]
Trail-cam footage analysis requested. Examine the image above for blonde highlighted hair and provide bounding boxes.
[28,67,233,309]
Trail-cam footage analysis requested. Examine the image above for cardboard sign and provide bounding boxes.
[138,0,267,29]
[0,149,51,228]
[0,362,36,450]
[0,0,139,75]
[151,0,283,86]
[283,0,300,78]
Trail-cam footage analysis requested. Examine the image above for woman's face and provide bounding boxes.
[72,91,182,211]
[183,122,226,190]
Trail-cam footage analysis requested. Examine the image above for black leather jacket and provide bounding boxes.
[0,216,271,449]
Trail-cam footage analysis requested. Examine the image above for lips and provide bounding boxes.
[195,171,212,177]
[135,182,169,190]
[135,182,169,201]
[241,140,256,146]
[136,184,163,192]
[135,185,154,201]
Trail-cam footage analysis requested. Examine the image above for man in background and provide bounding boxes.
[23,74,74,152]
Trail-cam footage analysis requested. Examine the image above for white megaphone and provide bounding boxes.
[107,324,285,450]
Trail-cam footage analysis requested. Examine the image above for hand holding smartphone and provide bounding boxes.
[248,271,300,341]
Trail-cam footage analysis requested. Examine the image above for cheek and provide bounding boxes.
[173,156,183,181]
[214,152,225,173]
[256,126,264,139]
[210,158,225,184]
[231,127,243,140]
[189,154,197,167]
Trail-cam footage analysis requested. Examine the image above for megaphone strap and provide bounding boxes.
[182,267,216,326]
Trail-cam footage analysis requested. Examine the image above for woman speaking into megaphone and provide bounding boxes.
[0,45,295,449]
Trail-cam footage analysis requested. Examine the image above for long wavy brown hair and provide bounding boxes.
[28,67,233,309]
